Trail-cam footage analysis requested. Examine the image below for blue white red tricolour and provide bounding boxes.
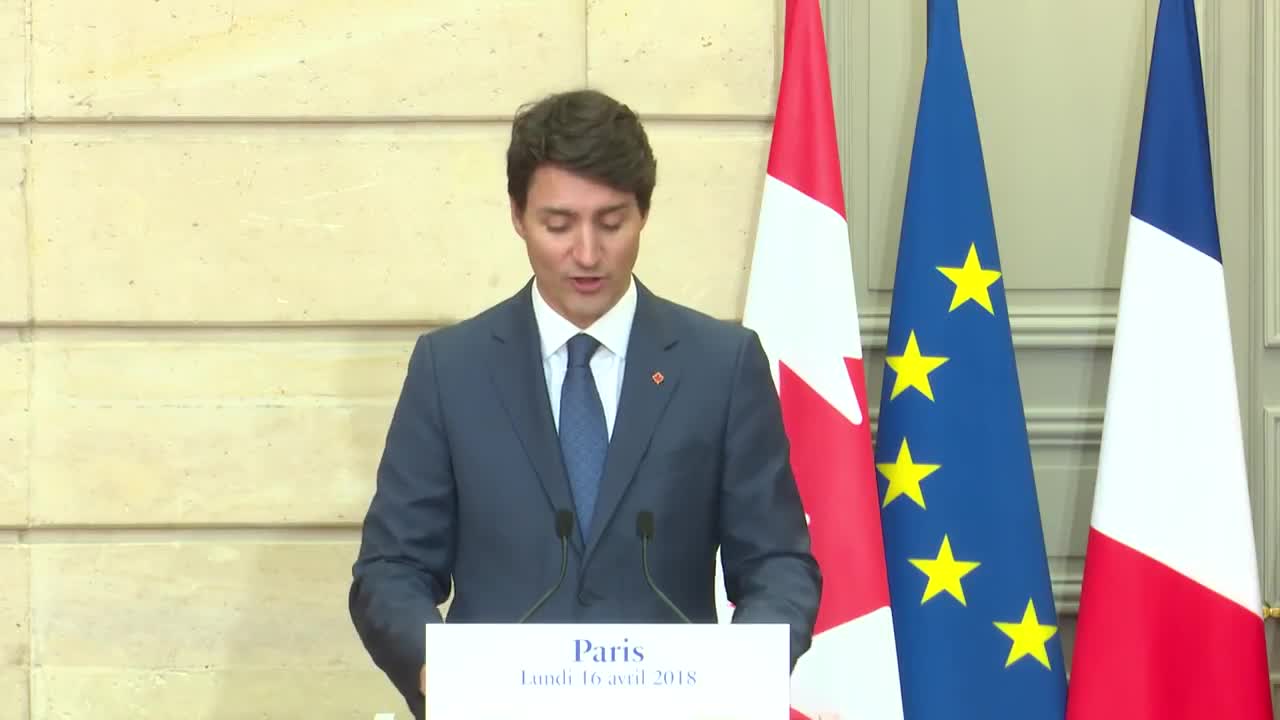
[1066,1,1274,718]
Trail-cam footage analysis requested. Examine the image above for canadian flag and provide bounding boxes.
[715,1,905,718]
[1065,1,1274,718]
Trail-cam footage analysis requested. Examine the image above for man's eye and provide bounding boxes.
[600,224,621,232]
[547,225,570,233]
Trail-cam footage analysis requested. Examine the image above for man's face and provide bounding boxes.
[511,164,645,329]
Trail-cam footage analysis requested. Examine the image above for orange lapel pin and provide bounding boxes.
[651,371,664,385]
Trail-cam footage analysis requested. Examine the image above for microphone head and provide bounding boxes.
[636,510,655,539]
[555,509,575,539]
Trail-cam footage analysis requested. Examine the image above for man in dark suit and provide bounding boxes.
[349,88,821,719]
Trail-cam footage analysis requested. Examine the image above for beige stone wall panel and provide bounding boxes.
[31,0,586,119]
[0,0,24,120]
[0,340,29,527]
[31,668,402,719]
[587,0,780,117]
[0,134,27,324]
[28,127,519,324]
[28,338,419,525]
[30,542,365,667]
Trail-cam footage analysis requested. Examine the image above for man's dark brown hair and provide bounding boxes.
[506,89,657,215]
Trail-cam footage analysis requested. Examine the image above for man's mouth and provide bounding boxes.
[571,277,604,293]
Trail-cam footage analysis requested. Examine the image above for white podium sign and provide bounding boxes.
[423,623,790,720]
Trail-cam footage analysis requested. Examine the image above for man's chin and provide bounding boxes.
[564,299,611,328]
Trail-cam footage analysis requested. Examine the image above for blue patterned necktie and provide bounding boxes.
[559,333,608,540]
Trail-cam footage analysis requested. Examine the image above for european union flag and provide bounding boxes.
[874,1,1068,717]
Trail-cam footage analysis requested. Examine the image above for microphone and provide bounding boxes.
[635,510,692,623]
[516,509,575,623]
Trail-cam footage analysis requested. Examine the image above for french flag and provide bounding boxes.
[1065,1,1274,718]
[716,1,905,718]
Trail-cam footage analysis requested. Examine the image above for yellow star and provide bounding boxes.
[937,243,1002,313]
[993,599,1059,669]
[907,535,980,605]
[884,331,949,401]
[877,438,941,509]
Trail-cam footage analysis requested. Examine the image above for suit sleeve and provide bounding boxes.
[719,329,822,670]
[349,333,455,709]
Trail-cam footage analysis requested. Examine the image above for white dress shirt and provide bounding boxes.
[530,277,638,439]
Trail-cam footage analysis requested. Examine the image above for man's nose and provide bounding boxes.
[571,233,601,267]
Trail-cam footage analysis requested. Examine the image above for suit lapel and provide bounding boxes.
[487,284,583,556]
[583,284,681,560]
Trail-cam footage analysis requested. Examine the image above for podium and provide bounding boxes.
[423,623,791,719]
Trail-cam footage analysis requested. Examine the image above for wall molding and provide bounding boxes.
[1258,0,1279,634]
[1053,574,1083,616]
[1262,407,1280,609]
[1263,0,1280,347]
[868,408,1104,450]
[860,309,1116,350]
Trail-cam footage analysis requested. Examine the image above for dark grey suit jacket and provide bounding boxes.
[349,279,821,718]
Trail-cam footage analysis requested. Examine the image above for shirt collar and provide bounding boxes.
[531,276,637,360]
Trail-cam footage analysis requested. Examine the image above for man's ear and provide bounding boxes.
[509,196,527,239]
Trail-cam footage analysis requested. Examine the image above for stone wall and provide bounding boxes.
[0,1,782,716]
